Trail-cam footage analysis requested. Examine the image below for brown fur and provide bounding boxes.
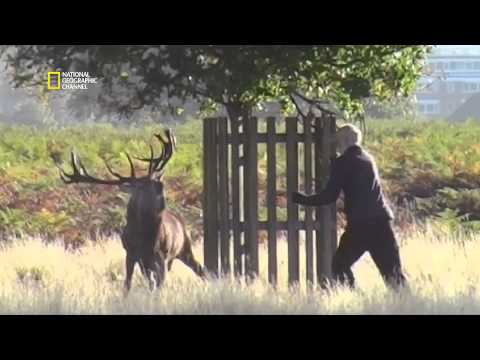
[122,203,205,294]
[54,130,205,296]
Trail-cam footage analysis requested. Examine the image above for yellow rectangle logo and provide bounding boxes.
[47,72,61,90]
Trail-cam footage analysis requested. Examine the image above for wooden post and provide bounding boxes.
[321,115,335,283]
[329,115,338,257]
[231,118,243,276]
[266,117,277,285]
[304,115,314,286]
[286,117,299,285]
[243,117,259,278]
[315,115,335,286]
[314,117,324,286]
[218,117,230,275]
[203,117,219,276]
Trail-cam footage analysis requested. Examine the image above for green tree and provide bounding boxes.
[0,45,431,122]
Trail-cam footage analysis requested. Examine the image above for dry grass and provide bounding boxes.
[0,224,479,315]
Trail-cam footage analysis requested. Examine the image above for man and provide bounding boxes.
[292,124,406,290]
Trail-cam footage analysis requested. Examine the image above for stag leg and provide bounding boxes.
[123,252,136,296]
[139,258,156,291]
[179,246,206,278]
[153,254,167,289]
[138,259,148,278]
[141,256,158,291]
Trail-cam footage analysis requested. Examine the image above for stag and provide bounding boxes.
[54,130,205,295]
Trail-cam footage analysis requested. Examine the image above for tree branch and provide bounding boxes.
[289,94,307,119]
[290,90,340,118]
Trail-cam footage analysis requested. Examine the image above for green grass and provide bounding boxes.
[1,117,480,243]
[366,119,480,190]
[364,118,480,228]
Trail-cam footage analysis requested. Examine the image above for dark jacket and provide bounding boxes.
[294,145,393,224]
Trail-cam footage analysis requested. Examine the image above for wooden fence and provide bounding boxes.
[203,115,337,287]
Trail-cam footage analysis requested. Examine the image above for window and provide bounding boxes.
[447,82,456,93]
[466,62,473,70]
[430,82,439,92]
[463,83,479,93]
[418,101,440,115]
[474,62,480,69]
[450,62,457,70]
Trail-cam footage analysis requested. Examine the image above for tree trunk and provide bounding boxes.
[225,101,252,124]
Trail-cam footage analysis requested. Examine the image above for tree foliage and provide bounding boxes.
[0,45,432,121]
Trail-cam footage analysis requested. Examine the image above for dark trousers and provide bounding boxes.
[332,219,406,290]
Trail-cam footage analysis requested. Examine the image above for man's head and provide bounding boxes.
[336,124,362,155]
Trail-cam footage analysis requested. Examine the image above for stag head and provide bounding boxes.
[53,129,177,214]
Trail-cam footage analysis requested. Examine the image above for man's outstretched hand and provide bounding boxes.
[291,192,307,205]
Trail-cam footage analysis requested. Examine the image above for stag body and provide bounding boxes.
[122,180,204,292]
[55,130,205,295]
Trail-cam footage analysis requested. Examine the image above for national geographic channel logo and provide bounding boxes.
[47,72,98,90]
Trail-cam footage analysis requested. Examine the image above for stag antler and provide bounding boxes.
[54,151,138,186]
[135,129,177,178]
[54,129,177,186]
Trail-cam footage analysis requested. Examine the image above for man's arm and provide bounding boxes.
[292,161,343,206]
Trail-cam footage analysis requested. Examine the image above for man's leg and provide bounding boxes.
[331,230,366,289]
[369,220,407,290]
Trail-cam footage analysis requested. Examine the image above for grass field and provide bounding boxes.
[1,223,479,315]
[2,118,480,314]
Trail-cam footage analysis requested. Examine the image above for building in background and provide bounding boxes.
[416,46,480,119]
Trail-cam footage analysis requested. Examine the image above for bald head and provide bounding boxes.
[336,124,362,154]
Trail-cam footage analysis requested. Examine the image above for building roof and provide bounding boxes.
[421,74,480,82]
[448,92,480,121]
[433,46,480,57]
[430,55,480,60]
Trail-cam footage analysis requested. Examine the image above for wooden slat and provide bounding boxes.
[314,116,324,286]
[218,117,230,275]
[304,115,314,286]
[230,118,243,276]
[329,116,338,257]
[228,220,325,232]
[286,117,299,285]
[266,117,277,285]
[321,115,335,284]
[243,117,259,278]
[203,118,219,276]
[315,115,335,287]
[227,133,304,145]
